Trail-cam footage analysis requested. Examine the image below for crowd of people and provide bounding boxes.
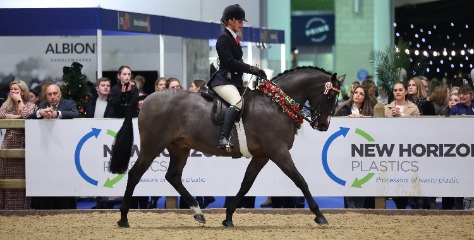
[335,74,473,210]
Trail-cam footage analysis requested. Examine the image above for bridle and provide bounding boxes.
[304,81,340,125]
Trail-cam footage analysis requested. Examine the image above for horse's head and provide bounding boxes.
[308,73,343,131]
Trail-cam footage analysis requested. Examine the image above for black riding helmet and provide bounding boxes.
[221,4,247,22]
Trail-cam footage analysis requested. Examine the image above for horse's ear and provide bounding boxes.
[337,74,346,84]
[331,73,337,81]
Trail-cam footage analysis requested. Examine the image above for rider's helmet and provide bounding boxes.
[221,4,247,22]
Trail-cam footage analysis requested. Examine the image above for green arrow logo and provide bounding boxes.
[351,173,375,188]
[102,129,125,188]
[103,173,125,188]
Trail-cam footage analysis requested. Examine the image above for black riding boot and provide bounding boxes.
[217,106,240,150]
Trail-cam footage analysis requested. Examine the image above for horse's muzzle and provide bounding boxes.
[312,115,330,131]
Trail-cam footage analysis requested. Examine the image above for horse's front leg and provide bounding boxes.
[165,147,205,223]
[223,157,269,227]
[271,150,328,225]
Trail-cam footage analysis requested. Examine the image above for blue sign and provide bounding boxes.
[291,15,335,46]
[357,69,369,81]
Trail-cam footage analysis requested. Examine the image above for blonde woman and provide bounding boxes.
[0,80,36,209]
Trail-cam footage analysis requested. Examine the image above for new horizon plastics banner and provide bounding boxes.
[25,118,474,197]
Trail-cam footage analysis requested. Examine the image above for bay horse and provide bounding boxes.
[109,66,343,228]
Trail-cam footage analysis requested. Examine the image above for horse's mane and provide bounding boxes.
[270,66,333,82]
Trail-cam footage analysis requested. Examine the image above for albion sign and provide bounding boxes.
[45,42,96,54]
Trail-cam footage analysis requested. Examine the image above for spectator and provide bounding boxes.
[133,75,146,95]
[189,79,207,93]
[85,78,115,118]
[407,76,436,116]
[384,81,420,209]
[0,80,36,209]
[335,86,374,118]
[30,82,78,209]
[28,88,41,106]
[85,77,118,209]
[360,79,378,107]
[448,93,460,109]
[335,86,373,208]
[429,84,450,115]
[348,81,360,100]
[109,66,139,118]
[155,77,167,92]
[166,78,182,90]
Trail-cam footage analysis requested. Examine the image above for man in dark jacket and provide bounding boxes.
[85,77,115,118]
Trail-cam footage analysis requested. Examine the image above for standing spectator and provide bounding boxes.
[189,79,207,93]
[85,77,118,209]
[30,82,78,209]
[0,80,36,209]
[384,81,420,209]
[155,77,167,92]
[85,78,115,118]
[133,75,146,95]
[110,66,139,118]
[335,86,373,208]
[166,78,182,90]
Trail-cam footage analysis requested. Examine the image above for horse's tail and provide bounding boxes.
[109,94,147,174]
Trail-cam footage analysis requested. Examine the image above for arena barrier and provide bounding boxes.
[3,116,474,209]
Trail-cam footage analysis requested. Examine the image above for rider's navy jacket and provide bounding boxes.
[210,28,251,89]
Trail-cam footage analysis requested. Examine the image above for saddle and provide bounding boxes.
[200,85,244,125]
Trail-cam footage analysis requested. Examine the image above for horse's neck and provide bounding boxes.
[275,74,323,106]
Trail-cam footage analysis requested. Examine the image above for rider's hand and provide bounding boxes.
[249,66,267,79]
[258,69,267,79]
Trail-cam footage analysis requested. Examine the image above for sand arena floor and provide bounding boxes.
[1,209,473,240]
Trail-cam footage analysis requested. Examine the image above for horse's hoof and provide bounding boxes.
[194,214,206,224]
[314,216,329,225]
[117,220,130,228]
[225,146,231,152]
[222,220,234,228]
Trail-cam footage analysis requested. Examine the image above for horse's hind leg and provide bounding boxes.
[164,145,204,223]
[271,150,328,225]
[223,157,269,227]
[118,146,163,228]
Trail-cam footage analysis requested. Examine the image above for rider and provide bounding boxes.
[210,4,267,150]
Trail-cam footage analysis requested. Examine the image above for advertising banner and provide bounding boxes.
[25,118,474,197]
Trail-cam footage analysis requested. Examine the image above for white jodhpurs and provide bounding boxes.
[213,85,243,110]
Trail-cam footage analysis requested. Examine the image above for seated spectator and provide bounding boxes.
[133,75,147,95]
